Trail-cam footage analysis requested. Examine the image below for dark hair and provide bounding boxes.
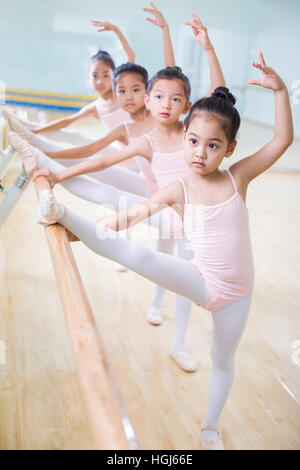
[89,49,115,70]
[184,87,240,143]
[113,63,148,90]
[147,66,191,101]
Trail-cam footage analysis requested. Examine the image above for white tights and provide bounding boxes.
[12,114,116,149]
[29,134,147,195]
[58,207,252,430]
[35,148,193,351]
[152,237,194,351]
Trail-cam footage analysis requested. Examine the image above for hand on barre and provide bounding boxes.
[32,167,58,188]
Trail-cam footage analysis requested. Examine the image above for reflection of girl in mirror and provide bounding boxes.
[3,20,135,147]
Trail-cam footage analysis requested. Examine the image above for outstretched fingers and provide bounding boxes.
[185,13,206,35]
[184,21,198,34]
[252,61,264,71]
[143,2,159,13]
[146,17,157,25]
[259,50,266,67]
[192,12,204,27]
[248,80,262,86]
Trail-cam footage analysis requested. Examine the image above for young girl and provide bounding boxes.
[3,20,135,150]
[10,63,157,192]
[32,53,293,449]
[4,3,174,154]
[8,14,225,372]
[8,4,176,181]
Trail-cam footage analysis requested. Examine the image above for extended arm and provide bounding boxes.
[185,14,225,95]
[100,180,183,231]
[45,124,126,160]
[143,3,175,67]
[32,136,151,186]
[232,51,293,183]
[91,21,135,63]
[31,101,98,134]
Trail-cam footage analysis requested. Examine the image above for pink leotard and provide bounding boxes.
[95,100,133,169]
[145,135,191,187]
[144,134,191,235]
[178,170,255,312]
[121,123,158,195]
[95,100,132,130]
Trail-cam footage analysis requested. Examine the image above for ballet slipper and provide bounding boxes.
[147,305,163,325]
[169,349,198,372]
[36,189,64,225]
[7,131,38,176]
[9,117,31,142]
[201,426,224,450]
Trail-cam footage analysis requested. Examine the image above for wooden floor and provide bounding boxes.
[0,119,299,450]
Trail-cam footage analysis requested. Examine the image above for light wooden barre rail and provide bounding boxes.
[34,176,138,450]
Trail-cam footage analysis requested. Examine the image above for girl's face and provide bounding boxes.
[145,78,191,124]
[114,73,147,115]
[88,60,113,97]
[184,112,236,175]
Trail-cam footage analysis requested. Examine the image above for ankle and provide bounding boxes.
[149,304,162,314]
[170,345,185,354]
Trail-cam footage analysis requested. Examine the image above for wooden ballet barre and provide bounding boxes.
[34,176,136,450]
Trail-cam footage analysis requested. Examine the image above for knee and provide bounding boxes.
[211,347,235,371]
[126,244,153,269]
[156,238,175,254]
[100,185,120,208]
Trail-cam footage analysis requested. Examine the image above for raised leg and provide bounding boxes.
[58,207,209,306]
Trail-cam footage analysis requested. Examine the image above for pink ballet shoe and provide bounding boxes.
[7,131,38,176]
[169,349,198,372]
[201,426,224,450]
[9,117,31,142]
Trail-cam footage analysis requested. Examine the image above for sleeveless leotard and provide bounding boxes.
[144,134,191,235]
[95,100,132,130]
[178,170,255,312]
[121,124,158,195]
[95,99,133,169]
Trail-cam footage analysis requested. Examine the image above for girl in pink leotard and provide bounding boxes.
[3,22,135,142]
[8,4,176,178]
[14,13,225,372]
[33,53,293,449]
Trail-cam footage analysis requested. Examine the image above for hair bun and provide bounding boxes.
[212,87,236,105]
[97,49,109,56]
[165,65,182,73]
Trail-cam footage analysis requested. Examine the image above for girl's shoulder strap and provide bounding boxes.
[144,134,155,152]
[226,168,238,193]
[178,178,189,203]
[123,121,130,137]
